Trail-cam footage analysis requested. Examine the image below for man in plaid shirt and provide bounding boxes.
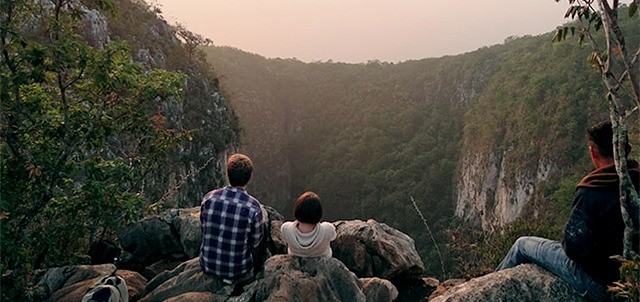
[199,153,265,283]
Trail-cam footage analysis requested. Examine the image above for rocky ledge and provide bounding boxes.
[25,207,588,301]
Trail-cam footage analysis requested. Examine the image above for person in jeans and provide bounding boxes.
[496,121,640,302]
[199,153,265,287]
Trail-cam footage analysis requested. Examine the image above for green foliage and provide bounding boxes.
[0,0,185,291]
[446,218,563,278]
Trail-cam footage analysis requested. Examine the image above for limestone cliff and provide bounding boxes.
[455,149,555,231]
[452,35,606,230]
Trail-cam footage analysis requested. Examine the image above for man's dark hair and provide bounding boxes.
[293,191,323,224]
[227,153,253,187]
[588,121,631,158]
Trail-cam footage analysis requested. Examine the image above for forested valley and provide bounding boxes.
[203,10,639,278]
[2,0,639,299]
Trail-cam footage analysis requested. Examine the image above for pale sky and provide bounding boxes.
[149,0,572,63]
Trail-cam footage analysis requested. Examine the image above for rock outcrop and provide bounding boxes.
[429,264,586,302]
[140,258,227,302]
[331,219,425,280]
[36,206,428,301]
[31,220,584,302]
[119,208,425,284]
[137,255,390,302]
[118,208,200,271]
[29,264,146,302]
[242,255,368,302]
[45,205,428,301]
[360,277,399,302]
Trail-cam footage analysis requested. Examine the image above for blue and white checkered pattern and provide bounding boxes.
[199,186,264,280]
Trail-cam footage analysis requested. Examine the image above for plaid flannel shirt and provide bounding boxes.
[199,186,264,280]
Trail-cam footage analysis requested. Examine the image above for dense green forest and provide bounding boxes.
[0,1,239,296]
[204,11,639,278]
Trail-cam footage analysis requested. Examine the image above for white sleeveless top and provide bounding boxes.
[280,221,337,257]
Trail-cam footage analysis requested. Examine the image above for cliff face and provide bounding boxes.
[455,149,555,231]
[452,35,609,230]
[85,0,241,208]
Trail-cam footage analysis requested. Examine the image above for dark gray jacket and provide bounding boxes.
[562,162,640,285]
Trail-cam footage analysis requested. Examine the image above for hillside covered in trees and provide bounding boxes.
[203,11,639,278]
[0,0,239,295]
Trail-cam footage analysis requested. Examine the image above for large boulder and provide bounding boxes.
[28,264,146,302]
[331,219,425,280]
[429,264,587,302]
[140,258,228,302]
[118,208,197,270]
[360,277,398,302]
[241,255,367,302]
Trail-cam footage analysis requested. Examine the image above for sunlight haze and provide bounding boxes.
[149,0,570,63]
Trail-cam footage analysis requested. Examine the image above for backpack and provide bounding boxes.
[81,274,128,302]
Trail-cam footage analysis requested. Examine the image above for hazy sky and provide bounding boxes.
[149,0,571,63]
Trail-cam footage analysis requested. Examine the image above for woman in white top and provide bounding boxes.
[280,191,337,257]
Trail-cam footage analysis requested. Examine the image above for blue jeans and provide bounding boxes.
[496,236,610,302]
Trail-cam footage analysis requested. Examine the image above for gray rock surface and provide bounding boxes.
[241,255,366,302]
[360,277,399,302]
[176,208,202,259]
[331,219,425,280]
[429,264,587,302]
[118,210,187,268]
[140,258,228,302]
[428,278,465,301]
[164,291,228,302]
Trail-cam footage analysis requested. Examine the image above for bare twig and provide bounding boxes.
[149,154,219,211]
[411,196,446,278]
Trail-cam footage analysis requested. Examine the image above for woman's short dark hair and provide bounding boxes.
[227,153,253,187]
[293,191,323,224]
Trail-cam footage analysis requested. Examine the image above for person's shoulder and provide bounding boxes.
[320,221,334,228]
[576,186,617,198]
[575,186,619,211]
[247,194,261,205]
[281,221,295,234]
[281,221,295,228]
[320,222,336,233]
[245,195,263,213]
[320,222,337,240]
[202,187,224,202]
